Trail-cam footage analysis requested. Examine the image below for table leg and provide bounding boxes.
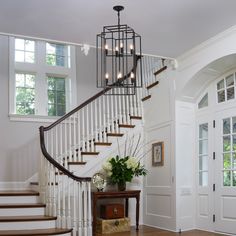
[125,198,129,217]
[136,194,140,230]
[93,196,97,236]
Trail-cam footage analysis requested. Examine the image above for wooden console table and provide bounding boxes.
[92,190,141,236]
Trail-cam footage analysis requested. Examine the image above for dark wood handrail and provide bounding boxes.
[42,55,141,132]
[39,55,141,182]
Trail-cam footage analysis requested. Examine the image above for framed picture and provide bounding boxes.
[152,142,164,166]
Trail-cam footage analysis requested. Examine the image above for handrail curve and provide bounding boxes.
[39,55,141,181]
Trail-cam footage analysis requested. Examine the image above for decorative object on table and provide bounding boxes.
[152,141,164,166]
[96,5,143,95]
[100,204,124,219]
[92,173,106,192]
[96,217,130,234]
[102,155,147,191]
[102,133,148,191]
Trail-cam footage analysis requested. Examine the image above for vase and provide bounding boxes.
[117,182,126,191]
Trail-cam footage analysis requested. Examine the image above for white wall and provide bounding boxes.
[142,69,176,231]
[0,35,98,183]
[175,101,195,231]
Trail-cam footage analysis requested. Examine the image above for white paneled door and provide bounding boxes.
[215,109,236,234]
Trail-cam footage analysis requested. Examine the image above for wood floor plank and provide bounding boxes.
[96,225,226,236]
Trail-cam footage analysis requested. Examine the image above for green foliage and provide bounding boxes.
[103,155,147,185]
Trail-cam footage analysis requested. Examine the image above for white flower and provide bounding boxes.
[102,160,112,172]
[126,157,139,171]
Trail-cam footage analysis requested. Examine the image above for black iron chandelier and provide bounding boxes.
[96,5,143,95]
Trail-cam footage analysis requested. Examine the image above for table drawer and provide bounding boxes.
[100,204,124,219]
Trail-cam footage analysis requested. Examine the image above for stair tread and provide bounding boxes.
[153,65,167,76]
[141,95,151,101]
[119,124,135,128]
[0,203,45,208]
[0,215,57,222]
[0,190,39,196]
[0,228,72,235]
[107,133,124,137]
[146,80,159,90]
[94,142,112,146]
[81,151,99,155]
[130,116,142,120]
[68,161,86,165]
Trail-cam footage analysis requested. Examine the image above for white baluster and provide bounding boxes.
[83,182,88,236]
[82,108,85,156]
[73,114,77,161]
[67,177,72,228]
[52,166,56,217]
[122,89,126,124]
[103,94,108,136]
[87,182,92,236]
[78,182,82,236]
[62,174,66,228]
[98,97,102,141]
[90,103,94,151]
[125,94,129,124]
[56,168,62,228]
[69,118,72,162]
[72,180,77,236]
[60,124,63,165]
[64,122,68,168]
[94,99,98,142]
[77,111,81,162]
[86,105,89,151]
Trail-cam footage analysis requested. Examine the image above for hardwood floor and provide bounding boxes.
[96,225,226,236]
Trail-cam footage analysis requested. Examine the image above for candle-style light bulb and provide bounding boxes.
[115,46,119,57]
[131,72,135,79]
[120,42,124,54]
[105,44,109,55]
[130,44,134,54]
[118,72,122,79]
[105,73,109,79]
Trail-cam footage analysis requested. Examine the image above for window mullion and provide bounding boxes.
[35,41,47,115]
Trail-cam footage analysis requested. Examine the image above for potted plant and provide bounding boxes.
[102,155,147,191]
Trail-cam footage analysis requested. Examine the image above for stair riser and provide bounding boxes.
[0,196,39,204]
[0,207,45,216]
[0,220,56,230]
[69,165,84,173]
[107,136,123,143]
[95,145,108,152]
[130,119,142,126]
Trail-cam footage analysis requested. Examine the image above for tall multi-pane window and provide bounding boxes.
[46,43,71,67]
[15,73,35,115]
[47,76,66,116]
[9,37,76,120]
[15,38,35,63]
[198,93,208,109]
[217,73,235,103]
[199,123,208,186]
[222,117,236,186]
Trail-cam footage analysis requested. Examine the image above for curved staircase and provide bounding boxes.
[1,55,170,235]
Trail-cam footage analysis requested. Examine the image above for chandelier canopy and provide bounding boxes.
[96,5,143,95]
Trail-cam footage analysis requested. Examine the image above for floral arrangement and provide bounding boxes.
[102,155,147,190]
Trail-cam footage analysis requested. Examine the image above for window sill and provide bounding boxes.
[9,114,60,123]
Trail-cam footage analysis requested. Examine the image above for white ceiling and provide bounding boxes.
[1,0,236,57]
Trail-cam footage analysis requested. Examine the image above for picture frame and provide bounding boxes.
[152,141,164,166]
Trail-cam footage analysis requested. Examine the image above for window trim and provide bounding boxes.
[9,36,77,121]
